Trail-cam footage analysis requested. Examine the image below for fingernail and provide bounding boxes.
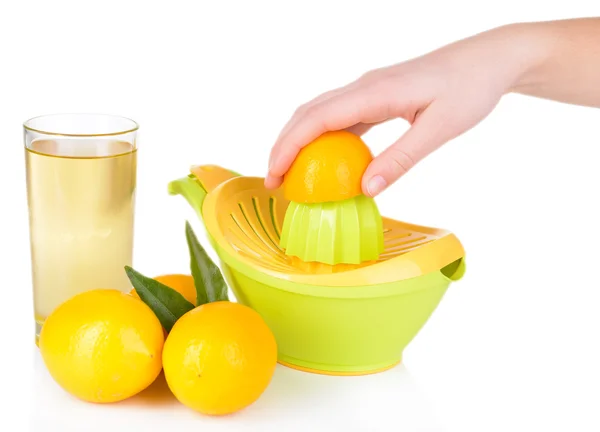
[367,175,387,196]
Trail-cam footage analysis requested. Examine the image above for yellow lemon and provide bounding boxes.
[283,130,373,203]
[39,289,164,403]
[163,301,277,415]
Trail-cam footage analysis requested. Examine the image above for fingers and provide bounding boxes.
[273,87,349,147]
[264,118,378,190]
[265,85,356,189]
[362,102,450,197]
[264,120,380,190]
[264,172,284,189]
[345,121,386,136]
[266,83,392,188]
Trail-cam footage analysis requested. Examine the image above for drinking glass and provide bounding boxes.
[24,114,138,340]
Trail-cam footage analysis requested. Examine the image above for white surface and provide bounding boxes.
[2,1,600,431]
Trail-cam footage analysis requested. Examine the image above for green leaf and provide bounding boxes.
[185,221,229,305]
[124,266,195,332]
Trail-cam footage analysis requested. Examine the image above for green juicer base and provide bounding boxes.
[218,252,459,376]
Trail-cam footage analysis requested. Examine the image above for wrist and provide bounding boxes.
[499,22,559,95]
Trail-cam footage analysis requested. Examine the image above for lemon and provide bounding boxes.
[163,301,277,415]
[39,289,164,403]
[283,130,373,203]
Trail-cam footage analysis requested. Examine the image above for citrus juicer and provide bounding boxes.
[169,165,466,376]
[278,130,384,266]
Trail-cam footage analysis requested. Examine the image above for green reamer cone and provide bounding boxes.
[280,195,384,265]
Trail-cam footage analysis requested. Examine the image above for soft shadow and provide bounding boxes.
[241,362,422,418]
[120,372,178,407]
[259,364,342,405]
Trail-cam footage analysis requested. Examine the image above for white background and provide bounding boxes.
[2,1,600,431]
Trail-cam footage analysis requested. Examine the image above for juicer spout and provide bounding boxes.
[168,165,240,219]
[168,175,208,219]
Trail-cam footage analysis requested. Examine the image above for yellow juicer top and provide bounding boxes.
[186,165,465,287]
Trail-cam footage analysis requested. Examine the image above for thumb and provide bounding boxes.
[362,103,450,197]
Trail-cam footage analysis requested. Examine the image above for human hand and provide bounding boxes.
[265,23,549,196]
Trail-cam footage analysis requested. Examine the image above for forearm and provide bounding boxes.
[508,18,600,108]
[266,18,600,192]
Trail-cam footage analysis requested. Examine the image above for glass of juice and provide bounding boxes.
[24,114,138,340]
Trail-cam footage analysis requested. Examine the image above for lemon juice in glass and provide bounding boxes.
[24,114,138,340]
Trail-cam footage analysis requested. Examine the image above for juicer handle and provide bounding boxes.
[440,257,466,282]
[168,165,240,220]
